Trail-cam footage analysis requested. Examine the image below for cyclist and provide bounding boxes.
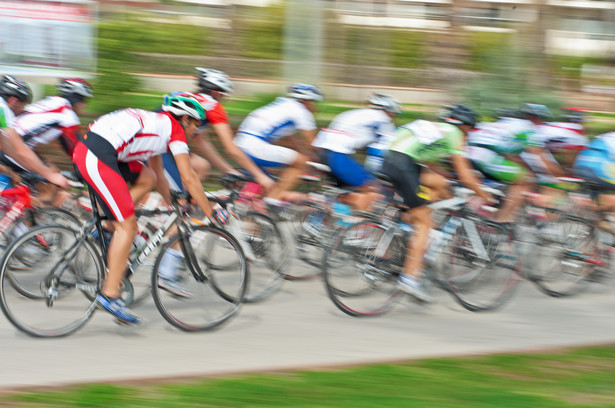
[0,74,32,177]
[233,83,323,206]
[381,104,492,302]
[73,93,219,325]
[160,68,274,195]
[312,92,400,211]
[0,74,31,132]
[573,131,615,228]
[0,78,92,195]
[467,103,562,222]
[534,107,588,171]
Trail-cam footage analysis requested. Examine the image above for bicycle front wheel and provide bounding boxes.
[440,217,522,312]
[152,225,248,332]
[232,212,288,302]
[322,220,403,317]
[527,215,598,297]
[0,224,103,337]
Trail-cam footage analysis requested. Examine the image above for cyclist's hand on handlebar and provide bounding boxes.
[256,174,275,192]
[47,172,69,189]
[206,208,230,227]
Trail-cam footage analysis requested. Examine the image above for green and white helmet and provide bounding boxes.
[162,92,207,121]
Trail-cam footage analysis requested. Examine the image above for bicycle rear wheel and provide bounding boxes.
[322,220,403,317]
[232,212,288,302]
[151,225,247,332]
[440,217,521,312]
[0,224,103,337]
[527,215,598,297]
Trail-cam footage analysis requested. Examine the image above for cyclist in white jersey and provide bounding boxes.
[161,68,274,193]
[73,93,221,325]
[234,83,323,205]
[1,78,92,191]
[312,93,400,210]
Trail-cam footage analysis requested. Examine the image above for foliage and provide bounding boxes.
[466,31,514,73]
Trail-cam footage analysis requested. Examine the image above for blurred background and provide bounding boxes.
[1,0,614,123]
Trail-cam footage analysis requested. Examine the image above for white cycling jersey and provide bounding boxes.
[12,96,79,148]
[0,96,16,129]
[535,122,587,150]
[312,108,395,154]
[468,118,540,155]
[89,109,189,162]
[235,97,316,143]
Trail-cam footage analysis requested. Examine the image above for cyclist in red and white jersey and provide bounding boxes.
[161,68,273,192]
[73,93,218,325]
[1,78,92,191]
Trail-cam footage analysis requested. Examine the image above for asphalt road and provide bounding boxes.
[1,252,614,392]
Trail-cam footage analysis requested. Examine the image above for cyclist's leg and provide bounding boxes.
[324,150,379,211]
[235,134,304,201]
[381,151,433,301]
[73,140,139,324]
[471,147,529,223]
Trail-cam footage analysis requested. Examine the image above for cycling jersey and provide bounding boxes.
[235,97,316,142]
[0,96,16,129]
[312,108,395,154]
[389,120,464,163]
[574,132,615,191]
[1,96,81,171]
[74,109,189,222]
[468,118,540,155]
[198,93,229,126]
[88,109,188,162]
[535,122,587,151]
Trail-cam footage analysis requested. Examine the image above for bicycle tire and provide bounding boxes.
[0,206,82,255]
[151,225,247,332]
[288,201,333,279]
[440,216,522,312]
[0,224,103,337]
[526,215,598,297]
[233,211,288,303]
[322,220,403,317]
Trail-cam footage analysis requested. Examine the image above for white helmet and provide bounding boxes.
[195,67,233,94]
[287,83,324,102]
[57,78,93,98]
[367,93,401,114]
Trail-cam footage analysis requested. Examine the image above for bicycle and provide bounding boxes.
[208,174,290,302]
[322,180,522,316]
[0,185,248,337]
[0,172,82,253]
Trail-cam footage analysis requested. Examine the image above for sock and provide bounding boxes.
[159,248,183,280]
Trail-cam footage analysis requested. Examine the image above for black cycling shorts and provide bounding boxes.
[381,150,427,209]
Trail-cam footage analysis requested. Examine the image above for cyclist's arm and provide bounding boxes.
[451,153,492,202]
[214,123,275,189]
[526,145,565,177]
[174,152,214,218]
[4,128,68,188]
[192,129,235,174]
[148,155,172,205]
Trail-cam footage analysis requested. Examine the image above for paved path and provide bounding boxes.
[1,260,614,391]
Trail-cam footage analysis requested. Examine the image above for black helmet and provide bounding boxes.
[439,104,478,128]
[0,74,32,103]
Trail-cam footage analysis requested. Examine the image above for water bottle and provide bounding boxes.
[303,211,325,237]
[398,221,413,235]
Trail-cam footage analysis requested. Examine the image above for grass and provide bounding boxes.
[2,345,615,407]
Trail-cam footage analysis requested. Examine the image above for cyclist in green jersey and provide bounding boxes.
[381,104,492,302]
